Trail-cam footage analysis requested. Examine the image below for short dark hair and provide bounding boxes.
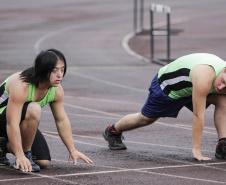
[20,49,67,87]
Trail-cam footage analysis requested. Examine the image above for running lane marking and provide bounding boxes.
[1,127,219,184]
[68,70,147,93]
[42,130,213,153]
[0,70,19,73]
[42,132,105,148]
[70,96,142,106]
[42,109,118,120]
[0,166,78,185]
[42,104,216,151]
[1,162,226,184]
[122,17,190,63]
[63,103,122,118]
[34,25,78,54]
[62,103,217,136]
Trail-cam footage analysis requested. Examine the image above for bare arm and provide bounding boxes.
[50,85,93,165]
[191,65,215,161]
[6,75,32,171]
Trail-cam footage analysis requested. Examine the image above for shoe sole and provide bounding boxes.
[0,163,10,166]
[215,153,226,159]
[102,131,109,142]
[102,131,127,150]
[13,164,40,172]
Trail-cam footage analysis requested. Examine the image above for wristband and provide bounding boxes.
[68,149,77,163]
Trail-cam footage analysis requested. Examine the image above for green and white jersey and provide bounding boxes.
[157,53,226,99]
[0,74,56,114]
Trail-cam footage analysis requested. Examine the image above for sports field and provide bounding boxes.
[0,0,226,184]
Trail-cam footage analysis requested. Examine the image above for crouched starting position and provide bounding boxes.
[103,53,226,161]
[0,49,93,172]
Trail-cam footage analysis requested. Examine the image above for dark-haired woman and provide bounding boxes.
[0,49,93,172]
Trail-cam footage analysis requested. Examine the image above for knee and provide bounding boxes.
[208,94,226,108]
[219,96,226,107]
[26,103,42,122]
[34,160,51,169]
[137,113,158,126]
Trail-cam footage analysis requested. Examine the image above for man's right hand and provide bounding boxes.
[14,155,32,172]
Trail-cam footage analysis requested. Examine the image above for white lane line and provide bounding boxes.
[156,121,217,135]
[68,70,148,93]
[137,170,226,184]
[0,176,42,182]
[42,132,105,148]
[44,130,104,140]
[175,124,216,130]
[34,25,78,54]
[36,162,226,184]
[52,159,126,170]
[42,110,119,120]
[52,158,226,173]
[67,95,214,113]
[62,104,215,136]
[34,13,138,54]
[0,167,76,184]
[1,162,226,184]
[62,103,218,136]
[42,103,216,152]
[68,65,156,70]
[51,146,219,175]
[42,161,226,184]
[0,129,220,184]
[0,70,19,73]
[0,65,154,74]
[42,130,213,153]
[63,103,122,118]
[122,17,190,63]
[122,31,150,63]
[125,140,213,153]
[29,172,77,185]
[69,96,143,106]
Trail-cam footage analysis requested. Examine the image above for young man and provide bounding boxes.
[103,53,226,161]
[0,49,93,172]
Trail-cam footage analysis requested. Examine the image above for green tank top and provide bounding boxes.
[0,74,56,114]
[157,53,226,99]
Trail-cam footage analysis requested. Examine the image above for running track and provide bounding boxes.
[0,0,226,184]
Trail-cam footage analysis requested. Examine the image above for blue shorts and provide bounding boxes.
[141,74,208,118]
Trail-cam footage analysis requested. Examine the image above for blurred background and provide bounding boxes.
[0,0,226,72]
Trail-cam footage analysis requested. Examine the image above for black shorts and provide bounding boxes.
[0,102,51,161]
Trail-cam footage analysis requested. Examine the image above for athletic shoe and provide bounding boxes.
[102,127,127,150]
[13,151,40,172]
[0,137,10,166]
[215,139,226,159]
